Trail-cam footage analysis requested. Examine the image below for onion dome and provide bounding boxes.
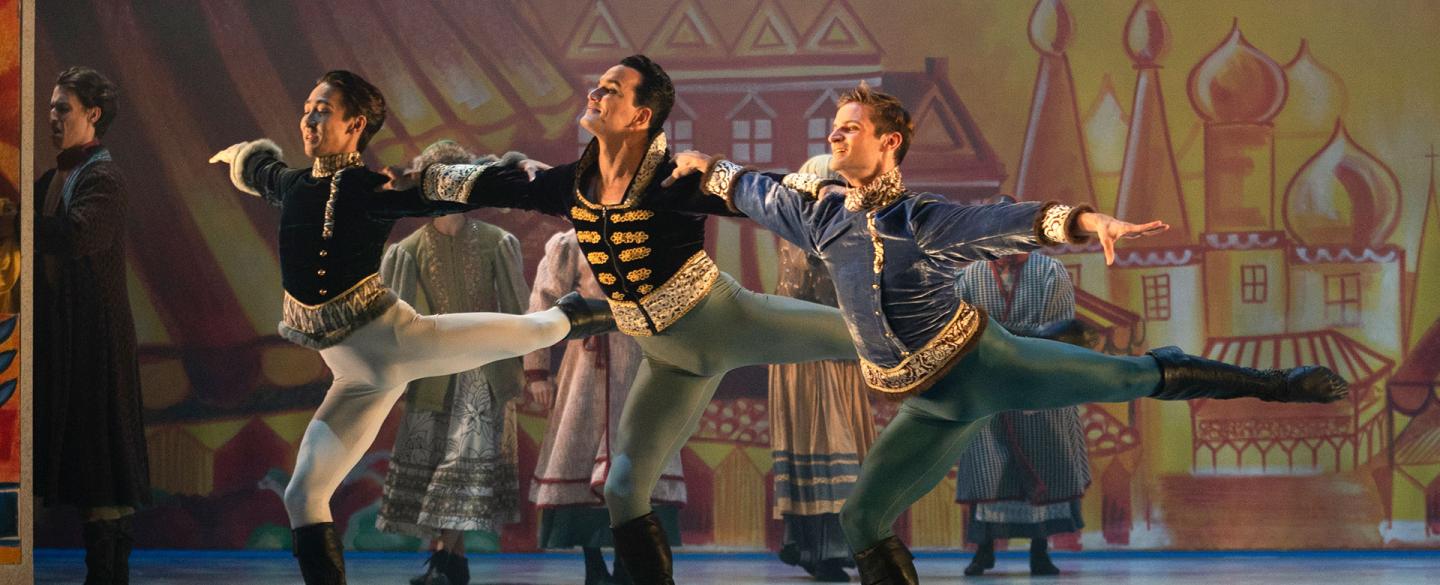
[1028,0,1075,56]
[1124,0,1169,66]
[1188,20,1287,124]
[1276,39,1348,131]
[1283,122,1402,246]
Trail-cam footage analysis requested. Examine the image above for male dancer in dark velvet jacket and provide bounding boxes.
[209,70,613,585]
[397,55,858,585]
[667,84,1348,585]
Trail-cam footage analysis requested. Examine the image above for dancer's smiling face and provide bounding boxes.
[299,82,366,158]
[828,102,902,185]
[579,65,652,141]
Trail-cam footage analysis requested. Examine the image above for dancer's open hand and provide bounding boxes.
[661,151,712,188]
[519,158,551,181]
[208,142,245,166]
[1077,212,1170,266]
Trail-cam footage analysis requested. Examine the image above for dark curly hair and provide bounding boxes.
[316,70,388,152]
[55,66,118,137]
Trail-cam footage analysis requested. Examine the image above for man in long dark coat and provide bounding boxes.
[35,66,150,585]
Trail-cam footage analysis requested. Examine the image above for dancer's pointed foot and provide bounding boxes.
[1147,346,1348,404]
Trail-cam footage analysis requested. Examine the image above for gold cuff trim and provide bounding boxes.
[279,273,398,349]
[700,158,746,211]
[860,303,988,397]
[1038,202,1093,245]
[608,251,719,336]
[423,159,503,204]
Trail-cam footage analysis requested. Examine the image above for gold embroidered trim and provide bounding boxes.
[576,231,602,244]
[587,251,609,264]
[610,231,649,245]
[573,132,668,209]
[867,211,884,274]
[860,303,988,396]
[1041,203,1076,245]
[781,172,827,199]
[701,158,746,206]
[608,251,719,336]
[611,291,625,301]
[422,158,502,204]
[626,268,652,282]
[619,247,652,262]
[844,167,906,212]
[570,206,600,222]
[637,284,654,294]
[597,273,617,285]
[612,209,655,223]
[311,152,364,178]
[279,273,398,349]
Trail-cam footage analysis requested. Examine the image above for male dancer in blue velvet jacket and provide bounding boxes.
[666,84,1347,585]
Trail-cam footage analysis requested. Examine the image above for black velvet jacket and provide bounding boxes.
[236,142,463,347]
[422,133,741,335]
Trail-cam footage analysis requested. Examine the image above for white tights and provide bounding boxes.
[284,300,569,527]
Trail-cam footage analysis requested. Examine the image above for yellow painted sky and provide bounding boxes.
[860,0,1440,266]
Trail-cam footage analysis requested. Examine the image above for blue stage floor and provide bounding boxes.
[35,549,1440,584]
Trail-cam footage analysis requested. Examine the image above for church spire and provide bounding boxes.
[1114,0,1190,245]
[1013,0,1098,209]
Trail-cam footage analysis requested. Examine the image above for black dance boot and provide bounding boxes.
[408,550,451,585]
[584,546,617,585]
[82,520,116,585]
[1029,538,1059,576]
[610,513,674,585]
[441,551,470,585]
[853,536,918,585]
[292,522,346,585]
[812,558,852,582]
[555,292,617,340]
[962,540,994,576]
[1147,346,1348,403]
[112,515,135,585]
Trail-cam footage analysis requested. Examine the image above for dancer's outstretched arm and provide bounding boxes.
[666,152,1169,264]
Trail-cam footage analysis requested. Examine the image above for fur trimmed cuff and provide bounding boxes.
[230,139,282,197]
[700,157,746,213]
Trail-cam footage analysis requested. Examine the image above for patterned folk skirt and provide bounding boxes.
[377,370,519,538]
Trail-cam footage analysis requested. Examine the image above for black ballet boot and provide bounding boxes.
[292,522,346,585]
[1147,346,1348,403]
[584,547,617,585]
[112,515,135,585]
[555,291,617,340]
[1029,538,1059,576]
[962,540,994,577]
[812,558,852,582]
[82,520,117,585]
[611,513,675,585]
[440,551,469,585]
[409,550,451,585]
[853,536,918,585]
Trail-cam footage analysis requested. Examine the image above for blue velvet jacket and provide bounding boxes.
[702,161,1091,397]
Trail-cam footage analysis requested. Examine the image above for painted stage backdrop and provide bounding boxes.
[31,0,1440,551]
[0,0,20,566]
